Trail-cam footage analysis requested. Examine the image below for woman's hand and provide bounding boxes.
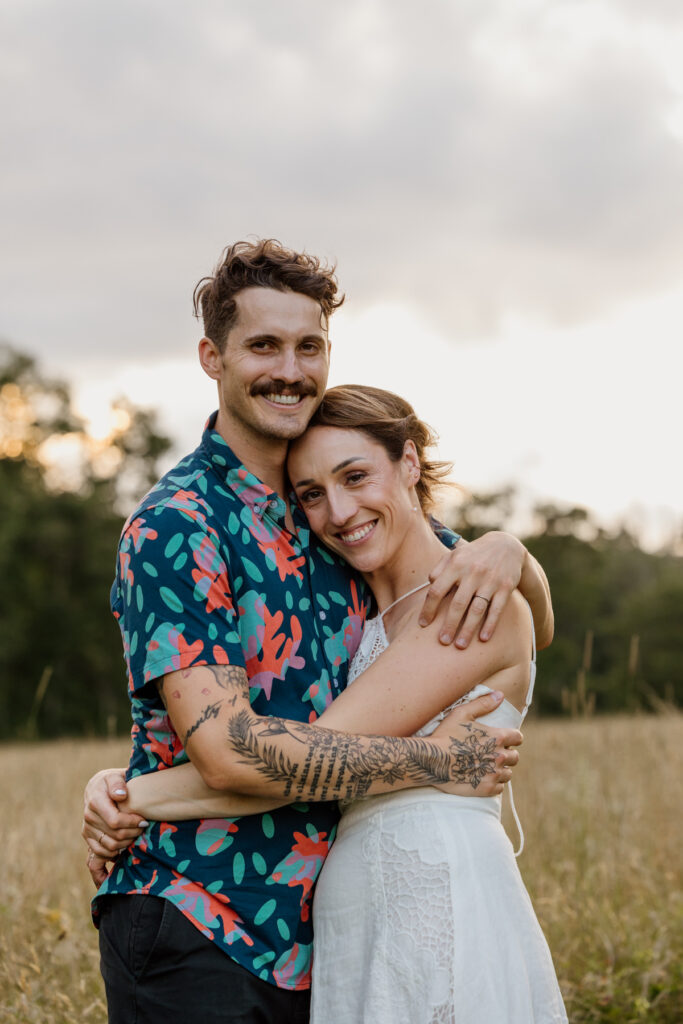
[431,691,522,796]
[418,532,529,647]
[82,769,147,884]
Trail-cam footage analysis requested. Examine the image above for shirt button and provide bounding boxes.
[319,611,326,620]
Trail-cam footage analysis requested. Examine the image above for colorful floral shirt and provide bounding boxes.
[93,413,368,990]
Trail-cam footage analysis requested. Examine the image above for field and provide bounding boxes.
[0,715,681,1023]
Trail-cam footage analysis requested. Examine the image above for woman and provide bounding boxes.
[87,385,567,1023]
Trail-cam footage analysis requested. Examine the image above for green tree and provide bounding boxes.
[0,344,171,739]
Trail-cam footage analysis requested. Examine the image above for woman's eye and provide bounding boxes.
[300,489,322,503]
[346,472,366,485]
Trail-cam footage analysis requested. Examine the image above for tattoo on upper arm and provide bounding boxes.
[184,700,223,744]
[206,665,247,705]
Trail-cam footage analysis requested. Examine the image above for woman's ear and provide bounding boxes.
[402,439,421,486]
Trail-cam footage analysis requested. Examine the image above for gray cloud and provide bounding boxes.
[2,0,683,365]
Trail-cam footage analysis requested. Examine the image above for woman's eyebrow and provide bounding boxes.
[293,457,364,487]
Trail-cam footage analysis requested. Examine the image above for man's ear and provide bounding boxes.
[198,337,222,381]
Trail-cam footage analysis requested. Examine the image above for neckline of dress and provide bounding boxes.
[378,580,431,620]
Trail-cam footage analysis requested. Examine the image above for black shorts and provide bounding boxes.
[98,894,311,1024]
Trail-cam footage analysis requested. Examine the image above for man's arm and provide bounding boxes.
[162,658,520,802]
[418,532,554,649]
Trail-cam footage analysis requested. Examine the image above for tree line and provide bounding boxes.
[0,345,680,740]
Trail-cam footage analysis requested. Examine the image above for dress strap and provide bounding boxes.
[379,581,431,620]
[507,783,525,858]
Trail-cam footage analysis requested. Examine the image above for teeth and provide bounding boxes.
[265,393,302,405]
[340,522,375,543]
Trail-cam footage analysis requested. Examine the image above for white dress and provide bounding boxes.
[310,592,568,1024]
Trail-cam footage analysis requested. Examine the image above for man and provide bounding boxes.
[84,239,552,1023]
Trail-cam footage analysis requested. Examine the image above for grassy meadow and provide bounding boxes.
[0,715,681,1023]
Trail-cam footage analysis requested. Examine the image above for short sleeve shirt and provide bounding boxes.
[93,413,368,990]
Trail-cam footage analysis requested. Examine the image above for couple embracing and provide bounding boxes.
[83,239,567,1023]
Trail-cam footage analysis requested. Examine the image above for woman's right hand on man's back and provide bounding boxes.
[82,769,148,885]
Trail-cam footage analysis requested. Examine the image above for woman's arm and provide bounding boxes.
[82,762,290,860]
[125,762,289,820]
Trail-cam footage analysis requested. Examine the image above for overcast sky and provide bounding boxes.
[2,0,682,545]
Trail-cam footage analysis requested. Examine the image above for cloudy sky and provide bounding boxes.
[2,0,682,546]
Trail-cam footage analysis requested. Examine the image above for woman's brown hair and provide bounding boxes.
[308,385,452,513]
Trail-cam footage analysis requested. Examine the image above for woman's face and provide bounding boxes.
[288,425,420,574]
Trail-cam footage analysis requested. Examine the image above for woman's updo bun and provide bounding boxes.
[308,385,452,513]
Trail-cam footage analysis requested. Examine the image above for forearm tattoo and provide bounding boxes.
[172,664,499,798]
[226,711,498,800]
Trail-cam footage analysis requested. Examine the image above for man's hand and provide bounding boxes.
[419,532,527,647]
[431,690,522,795]
[82,769,147,886]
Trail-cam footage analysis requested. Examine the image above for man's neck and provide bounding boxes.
[213,408,290,499]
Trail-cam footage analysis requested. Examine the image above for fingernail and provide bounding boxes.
[491,690,503,701]
[139,820,150,827]
[441,633,453,645]
[418,617,427,627]
[455,637,466,648]
[480,632,490,641]
[114,789,126,796]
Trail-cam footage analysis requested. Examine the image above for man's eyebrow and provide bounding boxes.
[294,457,364,488]
[242,332,327,345]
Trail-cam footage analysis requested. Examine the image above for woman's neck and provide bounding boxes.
[362,515,449,615]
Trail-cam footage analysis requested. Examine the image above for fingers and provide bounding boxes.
[82,819,142,854]
[417,554,452,626]
[84,794,145,832]
[86,850,110,888]
[458,691,504,720]
[500,748,520,769]
[477,588,510,642]
[451,592,489,648]
[106,773,128,801]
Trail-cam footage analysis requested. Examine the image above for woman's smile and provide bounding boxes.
[336,519,379,546]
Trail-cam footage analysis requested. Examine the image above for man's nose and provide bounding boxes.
[274,347,305,384]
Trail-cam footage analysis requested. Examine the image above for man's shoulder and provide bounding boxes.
[118,445,228,549]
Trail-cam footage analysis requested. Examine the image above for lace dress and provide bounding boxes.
[310,592,568,1024]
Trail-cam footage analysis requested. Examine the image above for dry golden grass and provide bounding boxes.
[0,716,681,1023]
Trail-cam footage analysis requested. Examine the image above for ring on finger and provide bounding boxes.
[98,831,106,845]
[473,593,491,605]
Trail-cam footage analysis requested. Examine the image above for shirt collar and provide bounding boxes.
[199,411,289,523]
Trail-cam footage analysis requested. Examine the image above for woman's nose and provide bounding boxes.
[327,490,356,526]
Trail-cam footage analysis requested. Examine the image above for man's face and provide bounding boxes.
[204,287,331,447]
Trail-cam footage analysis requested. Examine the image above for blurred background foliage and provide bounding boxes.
[0,344,680,740]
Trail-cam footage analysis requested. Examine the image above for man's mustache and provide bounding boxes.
[250,381,318,398]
